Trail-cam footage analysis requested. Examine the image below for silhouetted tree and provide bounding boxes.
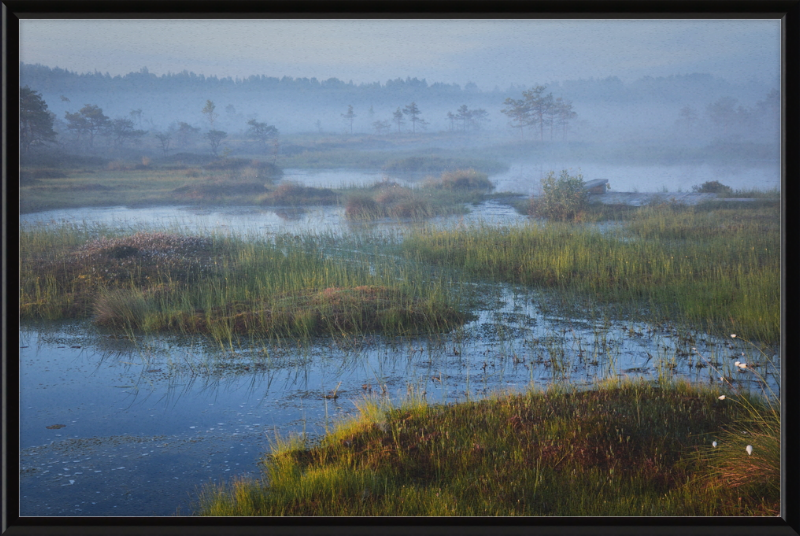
[202,100,218,128]
[372,120,391,135]
[341,104,356,134]
[130,108,143,129]
[106,118,147,149]
[446,111,456,132]
[501,96,529,139]
[173,121,201,149]
[246,119,278,153]
[20,86,57,153]
[555,99,577,139]
[64,104,110,149]
[392,107,405,132]
[402,102,423,133]
[469,108,489,131]
[502,86,569,141]
[205,129,227,156]
[154,132,172,155]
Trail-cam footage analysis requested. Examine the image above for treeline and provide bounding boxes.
[20,63,474,100]
[21,63,772,106]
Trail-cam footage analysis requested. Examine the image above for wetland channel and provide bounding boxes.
[17,165,780,516]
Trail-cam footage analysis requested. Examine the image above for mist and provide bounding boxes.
[18,18,781,196]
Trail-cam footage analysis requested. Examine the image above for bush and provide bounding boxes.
[345,194,381,219]
[439,169,493,191]
[530,170,588,221]
[692,181,733,195]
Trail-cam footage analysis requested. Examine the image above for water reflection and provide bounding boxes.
[20,284,780,510]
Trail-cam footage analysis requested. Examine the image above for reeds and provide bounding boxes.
[343,179,482,221]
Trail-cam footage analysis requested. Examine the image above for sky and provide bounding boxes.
[19,18,781,89]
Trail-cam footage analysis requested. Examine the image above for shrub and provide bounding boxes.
[530,170,588,221]
[345,194,381,219]
[439,169,493,191]
[692,181,733,195]
[389,197,432,219]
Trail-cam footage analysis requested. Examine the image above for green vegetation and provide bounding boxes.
[19,156,285,213]
[692,180,733,195]
[401,201,780,343]
[343,172,494,220]
[424,168,494,191]
[19,225,468,346]
[529,170,588,221]
[196,378,778,516]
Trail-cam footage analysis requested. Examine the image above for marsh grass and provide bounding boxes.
[689,337,780,505]
[19,157,282,213]
[19,224,468,344]
[257,182,339,206]
[401,202,779,343]
[196,378,778,516]
[423,168,494,191]
[343,178,487,221]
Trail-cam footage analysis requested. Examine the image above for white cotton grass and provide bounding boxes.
[731,334,737,338]
[712,441,718,448]
[718,395,726,400]
[746,445,753,456]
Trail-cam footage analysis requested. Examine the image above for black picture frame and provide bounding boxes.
[3,1,797,535]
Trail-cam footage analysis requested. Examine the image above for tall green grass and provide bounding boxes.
[19,224,468,346]
[401,203,780,343]
[195,378,778,516]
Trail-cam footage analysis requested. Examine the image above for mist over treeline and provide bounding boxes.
[20,61,779,160]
